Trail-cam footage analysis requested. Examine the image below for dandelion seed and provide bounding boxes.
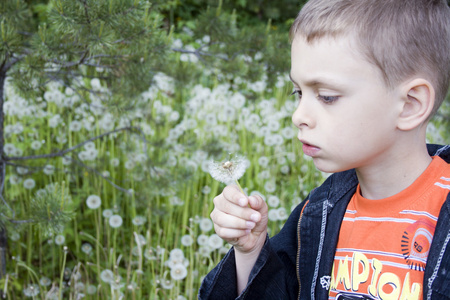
[86,284,97,295]
[267,195,280,208]
[17,166,28,175]
[86,195,101,209]
[209,155,248,193]
[199,218,213,232]
[54,235,65,245]
[100,269,114,283]
[280,165,290,174]
[39,276,52,287]
[202,185,211,194]
[197,234,209,246]
[69,120,82,132]
[102,209,113,218]
[258,156,269,168]
[132,215,146,226]
[277,207,288,221]
[23,284,39,297]
[31,140,42,150]
[110,158,120,167]
[135,234,147,246]
[170,248,185,262]
[208,234,223,250]
[160,278,174,289]
[3,143,16,155]
[170,264,187,281]
[23,178,36,190]
[268,209,279,221]
[198,245,212,257]
[109,215,123,228]
[43,164,55,175]
[180,235,193,247]
[81,243,93,255]
[9,174,21,185]
[264,180,276,193]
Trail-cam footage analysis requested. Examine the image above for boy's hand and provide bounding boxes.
[210,185,268,255]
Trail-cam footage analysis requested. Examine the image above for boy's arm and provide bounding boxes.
[235,235,267,294]
[199,198,306,299]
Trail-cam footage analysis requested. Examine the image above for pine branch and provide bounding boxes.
[70,155,132,195]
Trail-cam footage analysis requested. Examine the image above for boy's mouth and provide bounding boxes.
[299,140,320,157]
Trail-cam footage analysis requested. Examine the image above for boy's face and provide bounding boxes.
[290,35,401,173]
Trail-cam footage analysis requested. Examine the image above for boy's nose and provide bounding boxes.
[291,98,315,129]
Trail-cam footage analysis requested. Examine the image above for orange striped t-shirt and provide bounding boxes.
[329,156,450,300]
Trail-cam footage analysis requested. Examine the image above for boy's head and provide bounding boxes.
[290,0,450,118]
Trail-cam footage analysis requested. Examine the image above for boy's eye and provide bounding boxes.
[290,89,302,99]
[318,95,339,104]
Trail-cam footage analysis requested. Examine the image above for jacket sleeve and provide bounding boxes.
[198,200,306,300]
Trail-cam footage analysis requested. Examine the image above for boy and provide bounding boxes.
[199,0,450,299]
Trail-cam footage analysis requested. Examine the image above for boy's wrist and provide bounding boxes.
[234,232,267,258]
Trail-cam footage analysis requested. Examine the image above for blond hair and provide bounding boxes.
[290,0,450,116]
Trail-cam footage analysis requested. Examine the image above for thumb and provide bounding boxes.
[247,195,268,236]
[248,195,266,212]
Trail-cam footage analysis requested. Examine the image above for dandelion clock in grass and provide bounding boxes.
[109,215,123,228]
[208,155,249,194]
[86,195,101,209]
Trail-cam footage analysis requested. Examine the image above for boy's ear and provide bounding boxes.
[396,78,435,131]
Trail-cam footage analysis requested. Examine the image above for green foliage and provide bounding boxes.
[156,0,307,29]
[8,0,170,108]
[30,182,74,236]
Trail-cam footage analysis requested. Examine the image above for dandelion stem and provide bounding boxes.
[59,249,67,300]
[234,179,246,196]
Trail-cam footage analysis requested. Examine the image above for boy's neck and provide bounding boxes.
[355,141,432,200]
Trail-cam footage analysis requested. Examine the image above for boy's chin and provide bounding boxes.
[313,159,351,174]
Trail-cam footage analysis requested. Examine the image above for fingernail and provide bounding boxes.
[250,213,259,222]
[238,198,247,206]
[246,221,255,229]
[245,229,251,235]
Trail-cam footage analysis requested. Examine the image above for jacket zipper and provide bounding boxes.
[296,200,309,300]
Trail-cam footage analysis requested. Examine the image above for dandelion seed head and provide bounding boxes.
[197,234,209,246]
[86,195,101,209]
[81,243,93,255]
[102,209,113,218]
[132,215,146,226]
[54,235,65,245]
[170,248,185,262]
[39,276,52,287]
[208,155,248,185]
[23,178,36,190]
[208,234,223,250]
[86,284,97,295]
[109,215,123,228]
[31,140,42,150]
[180,235,193,247]
[100,269,114,283]
[160,278,174,289]
[199,218,213,232]
[43,164,55,175]
[170,264,187,281]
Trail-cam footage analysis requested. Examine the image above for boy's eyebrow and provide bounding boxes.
[289,72,345,89]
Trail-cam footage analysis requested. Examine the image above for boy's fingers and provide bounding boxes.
[213,224,250,241]
[211,197,260,224]
[211,209,256,230]
[222,185,247,206]
[248,195,267,213]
